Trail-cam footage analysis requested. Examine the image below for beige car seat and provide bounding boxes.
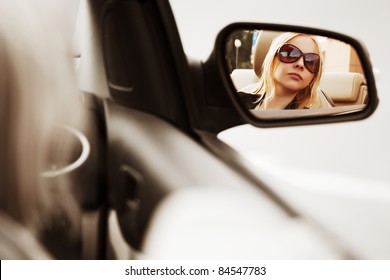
[320,72,367,106]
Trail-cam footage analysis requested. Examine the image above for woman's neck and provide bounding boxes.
[261,87,298,109]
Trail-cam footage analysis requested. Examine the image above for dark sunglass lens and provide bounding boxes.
[304,54,320,73]
[279,45,301,63]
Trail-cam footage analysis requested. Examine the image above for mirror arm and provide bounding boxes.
[187,50,245,134]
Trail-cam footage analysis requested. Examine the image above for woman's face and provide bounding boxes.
[272,35,319,95]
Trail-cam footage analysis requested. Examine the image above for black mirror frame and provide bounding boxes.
[215,22,379,128]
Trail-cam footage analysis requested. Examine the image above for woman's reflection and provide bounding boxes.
[238,32,334,110]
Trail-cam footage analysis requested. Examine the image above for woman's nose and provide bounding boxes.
[293,56,305,71]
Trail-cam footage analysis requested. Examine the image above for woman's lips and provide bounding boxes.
[288,73,302,80]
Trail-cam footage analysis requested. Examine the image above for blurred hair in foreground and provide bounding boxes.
[0,0,86,258]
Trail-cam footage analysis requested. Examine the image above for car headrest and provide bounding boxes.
[231,30,281,91]
[320,72,366,103]
[230,69,259,90]
[253,30,283,78]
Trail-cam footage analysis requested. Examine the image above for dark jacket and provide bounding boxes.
[237,90,335,110]
[237,91,302,109]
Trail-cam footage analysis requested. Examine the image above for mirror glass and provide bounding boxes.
[225,29,368,119]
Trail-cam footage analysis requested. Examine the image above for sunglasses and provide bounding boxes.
[277,44,320,74]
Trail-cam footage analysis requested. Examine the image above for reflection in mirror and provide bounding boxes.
[225,29,368,119]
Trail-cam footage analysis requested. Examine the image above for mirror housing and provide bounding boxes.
[215,23,379,127]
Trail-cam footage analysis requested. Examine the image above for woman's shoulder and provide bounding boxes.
[237,85,264,110]
[0,211,52,259]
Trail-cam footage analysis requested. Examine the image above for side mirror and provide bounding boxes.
[216,23,379,127]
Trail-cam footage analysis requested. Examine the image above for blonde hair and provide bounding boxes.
[0,0,86,250]
[254,32,324,109]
